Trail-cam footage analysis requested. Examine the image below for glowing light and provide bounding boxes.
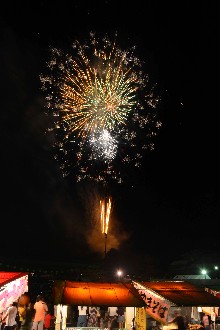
[90,129,117,161]
[117,269,123,281]
[201,269,208,279]
[40,32,161,182]
[100,197,112,235]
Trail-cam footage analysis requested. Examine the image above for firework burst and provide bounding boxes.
[40,32,161,183]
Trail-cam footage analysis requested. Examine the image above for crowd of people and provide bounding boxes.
[76,306,125,329]
[0,296,126,330]
[167,308,219,330]
[0,295,55,330]
[2,295,218,330]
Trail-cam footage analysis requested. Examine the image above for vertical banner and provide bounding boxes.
[61,305,67,330]
[136,307,146,330]
[133,281,171,324]
[126,307,136,330]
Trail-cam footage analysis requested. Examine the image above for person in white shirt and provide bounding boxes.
[108,307,118,318]
[2,302,18,330]
[211,308,217,330]
[77,306,88,327]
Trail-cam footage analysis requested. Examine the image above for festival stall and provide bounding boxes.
[0,272,29,312]
[52,280,146,330]
[133,281,220,330]
[52,280,220,330]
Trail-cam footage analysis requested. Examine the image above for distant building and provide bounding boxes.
[173,274,211,280]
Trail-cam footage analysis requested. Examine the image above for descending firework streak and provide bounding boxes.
[100,196,112,257]
[40,32,162,183]
[100,197,112,235]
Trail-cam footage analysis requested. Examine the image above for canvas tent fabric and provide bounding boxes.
[53,280,220,308]
[52,281,146,307]
[0,272,28,288]
[0,272,29,313]
[138,281,220,306]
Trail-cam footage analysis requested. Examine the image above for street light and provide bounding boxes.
[214,266,218,279]
[117,270,123,281]
[201,269,207,279]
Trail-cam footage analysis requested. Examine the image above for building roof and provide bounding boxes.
[174,275,211,280]
[52,280,147,307]
[138,281,220,306]
[0,272,28,288]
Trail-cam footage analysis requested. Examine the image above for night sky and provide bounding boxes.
[0,1,219,276]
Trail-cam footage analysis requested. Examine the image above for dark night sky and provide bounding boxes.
[0,1,219,276]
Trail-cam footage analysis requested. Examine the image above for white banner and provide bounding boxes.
[133,281,171,324]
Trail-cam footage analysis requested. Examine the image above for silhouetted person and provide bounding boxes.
[168,311,186,330]
[110,315,119,330]
[202,314,211,330]
[77,306,88,327]
[21,303,35,330]
[117,307,125,329]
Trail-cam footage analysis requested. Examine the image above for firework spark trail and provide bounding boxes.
[100,197,112,235]
[40,32,162,183]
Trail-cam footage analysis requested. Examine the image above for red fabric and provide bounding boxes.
[44,314,52,328]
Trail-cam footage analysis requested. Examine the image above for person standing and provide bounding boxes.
[21,302,35,330]
[87,307,100,327]
[117,307,125,329]
[44,311,55,330]
[100,315,109,329]
[1,311,6,330]
[0,312,3,329]
[202,314,211,330]
[108,307,117,327]
[32,295,48,330]
[197,307,204,324]
[117,306,125,329]
[168,311,186,330]
[2,302,18,330]
[211,308,217,330]
[17,305,25,330]
[77,306,88,327]
[110,315,119,330]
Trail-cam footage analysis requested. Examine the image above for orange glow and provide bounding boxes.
[55,281,146,307]
[100,197,112,234]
